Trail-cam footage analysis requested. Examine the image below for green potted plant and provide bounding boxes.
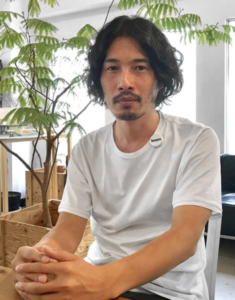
[0,0,97,228]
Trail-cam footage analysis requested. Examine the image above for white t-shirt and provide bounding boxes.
[59,111,222,300]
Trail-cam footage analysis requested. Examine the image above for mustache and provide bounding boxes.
[113,91,141,104]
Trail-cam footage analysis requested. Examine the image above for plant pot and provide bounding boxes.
[8,192,21,212]
[0,200,95,268]
[1,192,21,213]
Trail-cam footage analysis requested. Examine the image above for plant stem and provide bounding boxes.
[52,99,94,142]
[103,0,115,27]
[0,140,42,188]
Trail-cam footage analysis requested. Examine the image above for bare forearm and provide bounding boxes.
[105,225,197,298]
[34,212,88,253]
[34,229,70,251]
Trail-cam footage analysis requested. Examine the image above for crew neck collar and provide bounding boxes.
[109,111,164,158]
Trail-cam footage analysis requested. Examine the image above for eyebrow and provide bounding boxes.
[103,58,150,63]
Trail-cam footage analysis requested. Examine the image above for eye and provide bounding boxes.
[107,66,118,71]
[135,65,147,71]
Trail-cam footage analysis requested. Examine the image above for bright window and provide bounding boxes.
[161,32,196,122]
[226,19,235,154]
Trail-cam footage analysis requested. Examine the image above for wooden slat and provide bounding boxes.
[26,169,65,206]
[0,218,5,266]
[1,142,8,214]
[0,200,94,269]
[0,143,2,215]
[3,220,49,267]
[0,202,44,225]
[25,171,33,207]
[52,140,58,199]
[67,136,72,163]
[57,171,65,199]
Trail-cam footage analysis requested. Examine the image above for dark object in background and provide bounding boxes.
[8,192,21,211]
[1,191,21,212]
[220,154,235,194]
[204,154,235,237]
[220,154,235,236]
[20,197,26,208]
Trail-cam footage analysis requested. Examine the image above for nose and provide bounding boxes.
[117,69,134,91]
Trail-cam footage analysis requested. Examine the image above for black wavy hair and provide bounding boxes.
[85,15,184,107]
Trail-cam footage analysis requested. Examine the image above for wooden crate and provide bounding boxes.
[0,200,95,268]
[26,166,66,207]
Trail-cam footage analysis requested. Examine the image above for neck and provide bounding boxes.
[113,109,160,153]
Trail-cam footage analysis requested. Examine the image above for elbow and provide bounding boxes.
[185,243,198,260]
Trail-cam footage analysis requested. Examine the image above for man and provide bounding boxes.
[12,16,222,300]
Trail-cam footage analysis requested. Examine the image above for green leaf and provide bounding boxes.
[146,4,178,20]
[22,19,58,36]
[64,36,90,51]
[118,0,176,10]
[39,0,59,8]
[0,109,17,124]
[77,24,97,39]
[136,4,148,16]
[57,101,71,112]
[26,66,55,80]
[0,77,23,94]
[17,88,27,106]
[5,107,62,130]
[53,77,69,87]
[180,14,202,27]
[28,0,41,17]
[223,25,231,35]
[35,35,60,46]
[0,24,24,49]
[0,11,22,23]
[0,67,21,77]
[7,56,21,66]
[36,78,56,92]
[65,121,86,138]
[18,42,59,64]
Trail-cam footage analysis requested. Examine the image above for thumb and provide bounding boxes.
[42,246,78,262]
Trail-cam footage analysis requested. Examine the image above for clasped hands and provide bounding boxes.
[12,245,115,300]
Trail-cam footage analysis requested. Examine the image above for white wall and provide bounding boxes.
[178,0,235,152]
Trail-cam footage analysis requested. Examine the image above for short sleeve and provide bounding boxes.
[58,141,92,219]
[172,128,222,215]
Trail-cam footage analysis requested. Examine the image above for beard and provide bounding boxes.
[112,90,156,121]
[114,110,145,121]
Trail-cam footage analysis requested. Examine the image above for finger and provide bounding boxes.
[16,262,57,275]
[48,258,58,263]
[16,292,59,300]
[17,290,28,300]
[15,281,55,295]
[17,246,51,264]
[13,272,33,285]
[42,246,78,262]
[22,273,48,283]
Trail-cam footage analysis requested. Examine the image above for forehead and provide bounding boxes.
[104,37,148,60]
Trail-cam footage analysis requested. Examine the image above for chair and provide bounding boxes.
[204,154,235,300]
[220,154,235,239]
[204,212,222,300]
